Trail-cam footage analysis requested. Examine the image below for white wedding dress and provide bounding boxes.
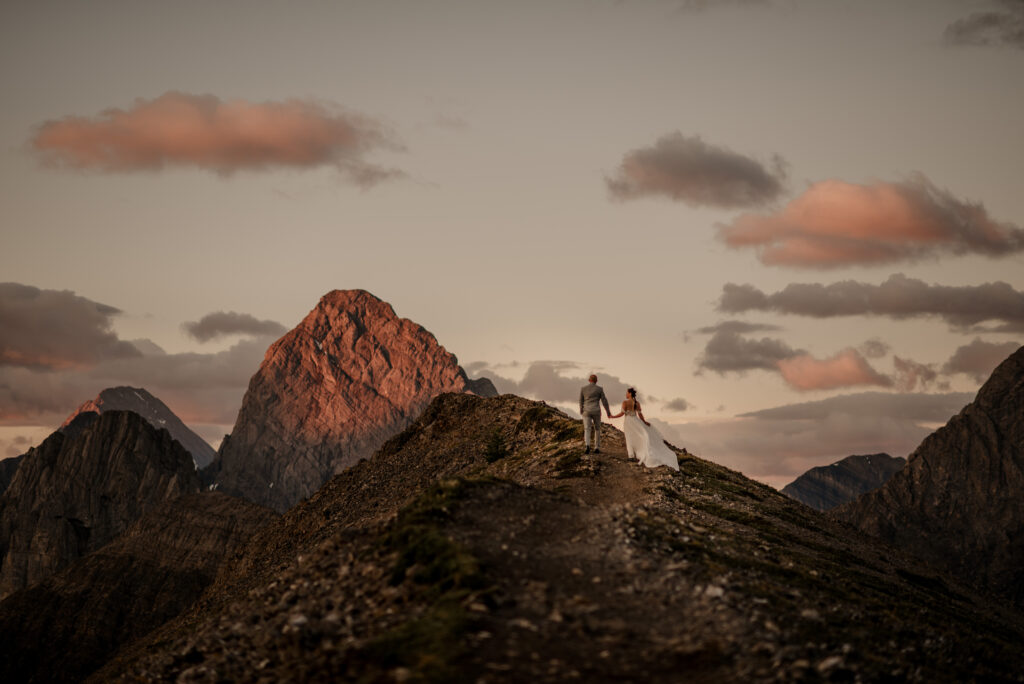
[623,408,680,471]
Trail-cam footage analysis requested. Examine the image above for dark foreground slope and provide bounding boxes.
[836,345,1024,606]
[781,454,906,511]
[0,492,276,683]
[104,394,1024,683]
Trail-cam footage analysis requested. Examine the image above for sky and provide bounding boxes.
[1,0,1022,487]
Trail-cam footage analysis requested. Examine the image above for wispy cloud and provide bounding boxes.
[31,91,404,185]
[606,132,787,209]
[718,175,1024,268]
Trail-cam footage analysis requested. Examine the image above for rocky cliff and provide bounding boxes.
[0,410,201,599]
[62,386,216,468]
[0,491,276,684]
[103,394,1024,683]
[835,345,1024,606]
[208,289,496,512]
[781,453,906,511]
[0,454,23,496]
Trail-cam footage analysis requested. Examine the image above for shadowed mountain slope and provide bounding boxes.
[207,289,497,512]
[0,410,201,599]
[62,386,216,468]
[836,345,1024,607]
[0,492,276,684]
[782,454,906,511]
[102,393,1024,683]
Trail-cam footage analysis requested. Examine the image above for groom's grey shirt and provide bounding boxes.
[579,383,611,416]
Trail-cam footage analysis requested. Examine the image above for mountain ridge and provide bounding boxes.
[781,453,906,511]
[207,288,496,512]
[835,344,1024,606]
[100,393,1024,683]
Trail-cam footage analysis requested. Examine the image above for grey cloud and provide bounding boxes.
[182,311,288,343]
[944,1,1024,49]
[719,274,1024,330]
[0,282,141,370]
[942,338,1022,382]
[695,327,801,374]
[3,434,32,458]
[859,339,891,359]
[893,356,938,392]
[663,398,692,412]
[606,132,787,209]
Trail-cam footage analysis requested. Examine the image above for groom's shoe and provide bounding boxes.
[593,448,601,454]
[584,446,591,454]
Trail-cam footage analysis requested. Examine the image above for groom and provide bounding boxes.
[579,374,611,454]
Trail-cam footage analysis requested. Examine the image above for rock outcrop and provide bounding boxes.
[0,410,201,599]
[208,289,496,512]
[781,453,905,511]
[0,455,23,496]
[0,492,276,684]
[62,386,216,468]
[105,394,1024,683]
[836,344,1024,606]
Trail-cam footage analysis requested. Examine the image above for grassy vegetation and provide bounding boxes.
[366,478,493,682]
[482,429,509,463]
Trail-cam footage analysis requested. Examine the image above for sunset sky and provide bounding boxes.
[2,0,1022,487]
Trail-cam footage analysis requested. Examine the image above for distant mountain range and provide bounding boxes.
[61,386,216,468]
[781,453,906,511]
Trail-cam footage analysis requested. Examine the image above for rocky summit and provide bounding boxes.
[781,454,906,511]
[836,344,1024,607]
[0,410,201,599]
[0,491,276,684]
[61,386,217,468]
[107,394,1024,683]
[207,289,496,513]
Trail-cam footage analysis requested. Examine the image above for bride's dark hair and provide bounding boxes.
[627,388,637,402]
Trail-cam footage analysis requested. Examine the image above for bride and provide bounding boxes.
[609,388,680,471]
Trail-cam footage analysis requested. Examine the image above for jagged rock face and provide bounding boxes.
[209,289,494,512]
[0,455,23,496]
[110,394,1024,683]
[835,345,1024,606]
[781,453,906,511]
[0,491,276,684]
[0,410,201,599]
[62,386,216,468]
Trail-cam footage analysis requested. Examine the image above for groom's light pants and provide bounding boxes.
[583,412,601,449]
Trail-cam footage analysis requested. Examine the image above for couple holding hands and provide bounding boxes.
[579,374,680,471]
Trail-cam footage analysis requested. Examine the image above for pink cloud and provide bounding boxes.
[776,348,893,391]
[718,175,1024,267]
[31,91,403,184]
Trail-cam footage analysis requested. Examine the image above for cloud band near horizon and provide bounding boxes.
[719,274,1024,331]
